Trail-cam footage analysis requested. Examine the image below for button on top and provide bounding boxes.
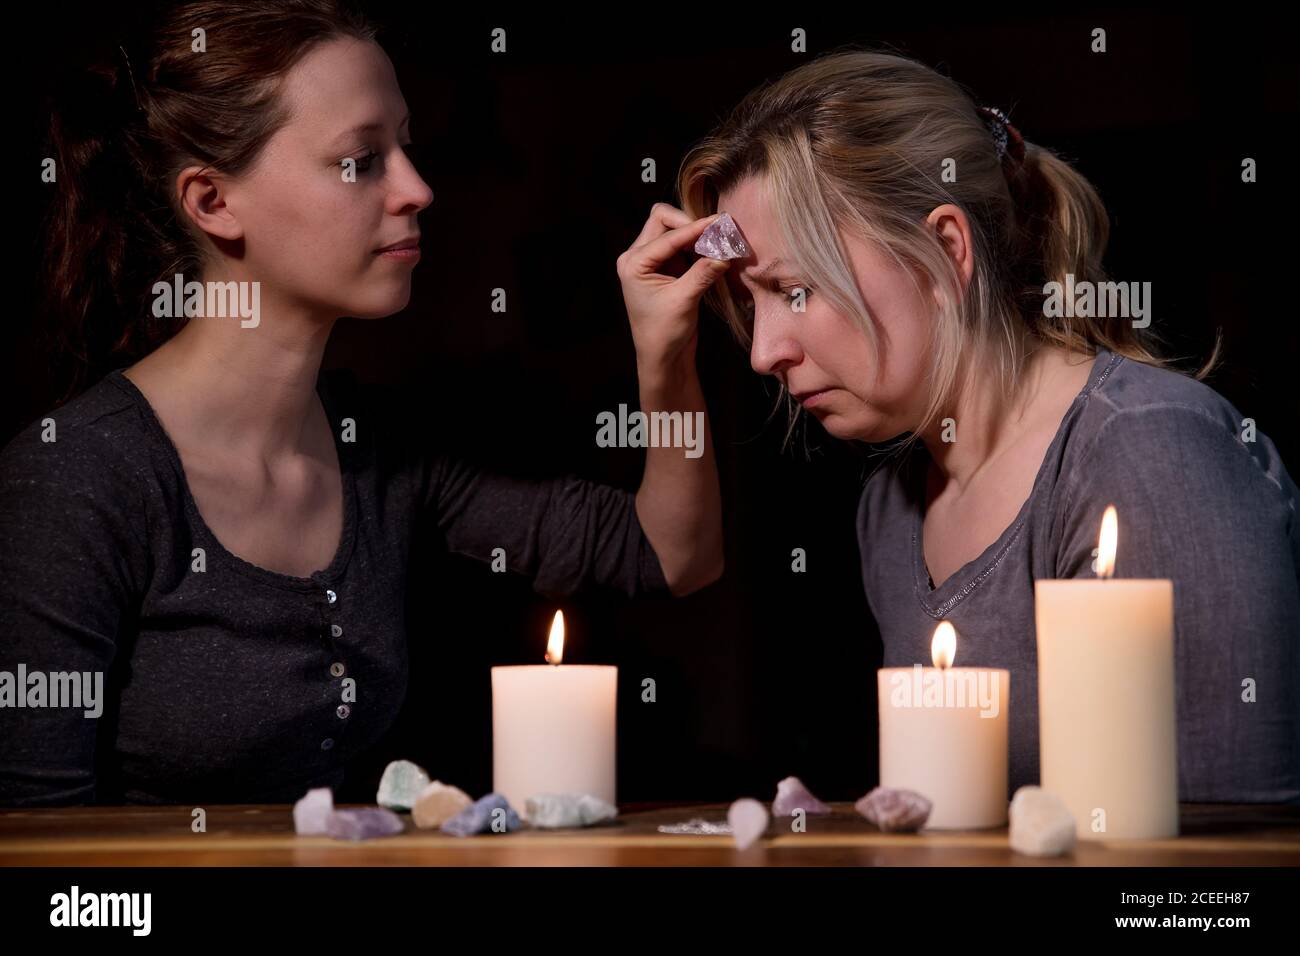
[329,662,346,678]
[331,624,343,638]
[320,738,334,751]
[336,704,351,719]
[326,589,337,605]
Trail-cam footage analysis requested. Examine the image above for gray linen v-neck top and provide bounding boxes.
[0,368,670,806]
[857,347,1300,804]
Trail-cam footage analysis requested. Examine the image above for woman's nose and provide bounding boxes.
[389,162,434,215]
[748,308,801,378]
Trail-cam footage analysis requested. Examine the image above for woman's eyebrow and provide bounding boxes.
[745,258,786,278]
[331,113,411,147]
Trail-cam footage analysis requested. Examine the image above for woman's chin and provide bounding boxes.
[817,408,889,442]
[349,288,413,320]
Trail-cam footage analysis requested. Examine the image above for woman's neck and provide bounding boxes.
[919,343,1091,493]
[124,279,337,466]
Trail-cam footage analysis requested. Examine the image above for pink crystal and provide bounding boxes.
[325,807,405,841]
[727,798,769,850]
[694,211,749,260]
[293,787,334,836]
[855,787,932,832]
[772,775,832,817]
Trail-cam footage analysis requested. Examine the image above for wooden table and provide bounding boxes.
[3,801,1298,866]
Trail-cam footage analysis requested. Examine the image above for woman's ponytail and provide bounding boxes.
[41,41,181,403]
[1007,139,1223,381]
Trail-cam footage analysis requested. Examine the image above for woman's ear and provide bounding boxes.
[175,165,244,242]
[925,203,975,296]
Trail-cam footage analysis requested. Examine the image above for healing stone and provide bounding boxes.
[1008,786,1077,857]
[656,818,732,835]
[376,759,431,811]
[854,787,932,832]
[577,793,619,826]
[325,807,405,841]
[772,775,832,817]
[411,780,473,829]
[293,787,334,836]
[526,792,619,829]
[727,798,769,850]
[694,211,749,260]
[440,792,521,837]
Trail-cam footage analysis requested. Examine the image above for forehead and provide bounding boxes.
[716,175,790,294]
[716,175,774,247]
[279,37,405,133]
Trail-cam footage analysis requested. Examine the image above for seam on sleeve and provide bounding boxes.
[1063,402,1291,522]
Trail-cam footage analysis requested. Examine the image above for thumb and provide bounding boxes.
[679,255,730,296]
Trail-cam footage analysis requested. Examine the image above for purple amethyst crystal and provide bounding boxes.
[325,807,405,841]
[772,775,832,817]
[854,787,932,832]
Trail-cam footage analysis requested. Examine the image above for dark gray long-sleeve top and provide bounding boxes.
[0,368,671,806]
[858,347,1300,804]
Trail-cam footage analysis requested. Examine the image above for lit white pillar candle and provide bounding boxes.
[1035,504,1178,840]
[877,622,1010,829]
[492,611,617,818]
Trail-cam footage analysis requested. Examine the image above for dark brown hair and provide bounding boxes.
[40,0,378,402]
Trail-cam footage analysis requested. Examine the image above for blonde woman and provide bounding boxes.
[675,50,1299,803]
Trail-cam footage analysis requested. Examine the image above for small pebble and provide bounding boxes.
[727,798,769,850]
[411,780,473,829]
[377,759,431,811]
[1008,786,1077,857]
[526,792,618,828]
[293,787,334,836]
[772,775,832,817]
[441,793,521,837]
[855,787,932,832]
[325,807,405,841]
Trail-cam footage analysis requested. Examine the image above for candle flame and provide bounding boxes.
[1096,504,1118,579]
[544,610,565,665]
[931,621,957,670]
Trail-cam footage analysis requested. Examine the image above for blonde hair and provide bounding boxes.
[677,48,1222,455]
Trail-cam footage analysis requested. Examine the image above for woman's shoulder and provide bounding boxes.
[0,372,154,564]
[1083,351,1247,435]
[1068,352,1295,507]
[0,371,152,488]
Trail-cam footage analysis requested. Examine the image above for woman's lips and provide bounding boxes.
[377,247,420,262]
[375,238,421,263]
[795,388,835,408]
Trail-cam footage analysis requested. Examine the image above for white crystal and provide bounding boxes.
[1008,786,1077,857]
[656,818,732,835]
[526,792,619,829]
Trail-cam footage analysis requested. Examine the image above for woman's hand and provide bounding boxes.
[617,205,730,376]
[616,205,728,596]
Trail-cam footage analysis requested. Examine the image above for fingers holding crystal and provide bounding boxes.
[631,202,697,248]
[627,212,723,279]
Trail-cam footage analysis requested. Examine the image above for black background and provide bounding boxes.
[12,5,1298,804]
